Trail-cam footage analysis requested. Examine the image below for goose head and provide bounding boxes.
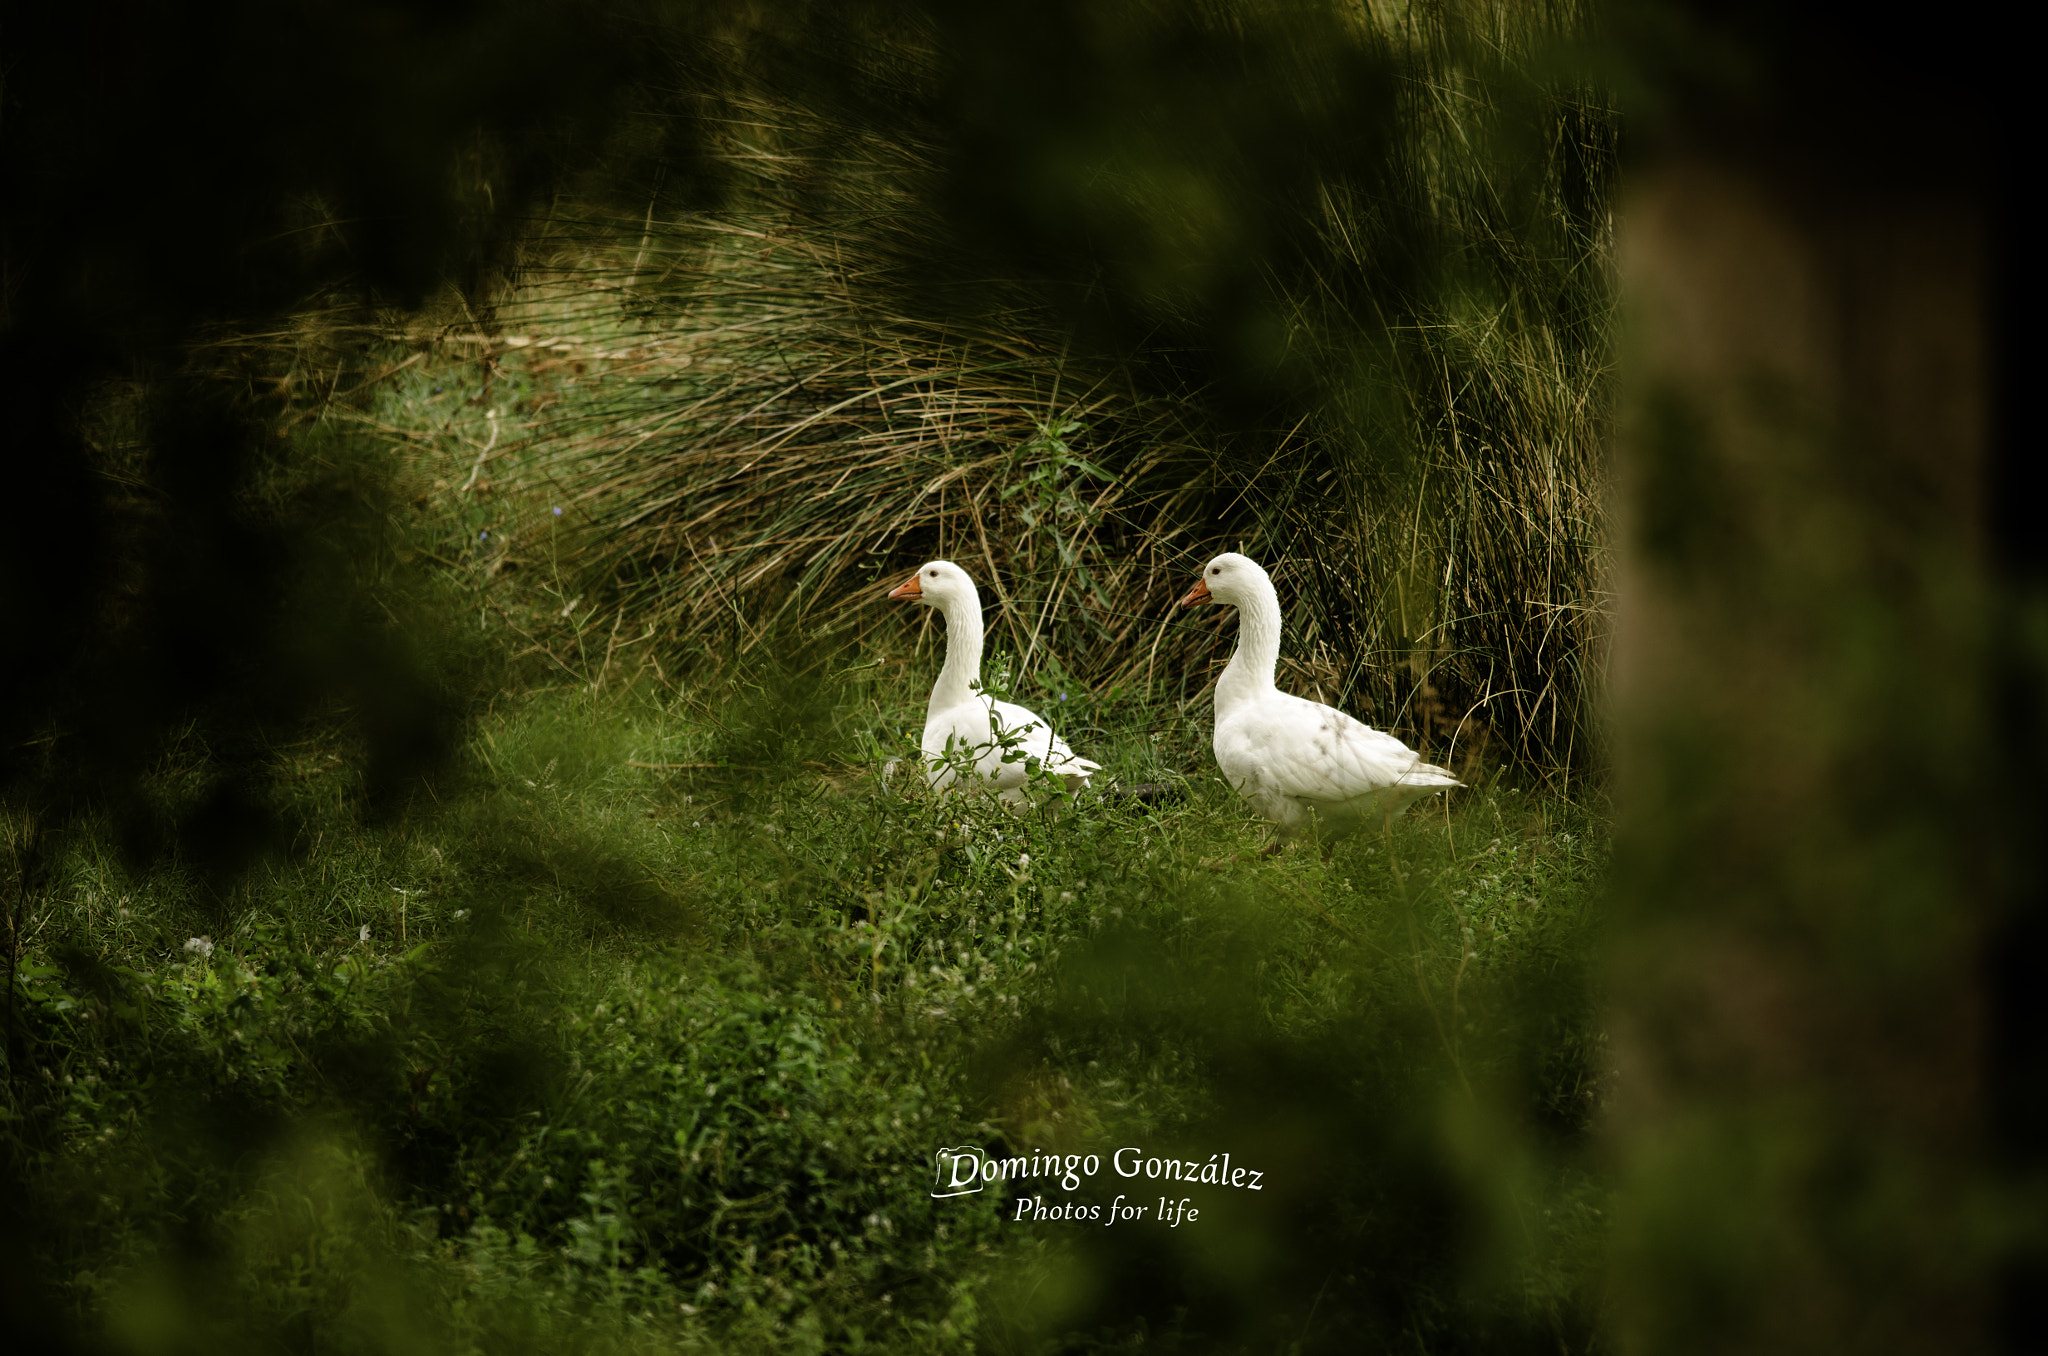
[889,559,979,611]
[1177,552,1269,608]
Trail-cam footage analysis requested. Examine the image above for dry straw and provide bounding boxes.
[232,0,1615,782]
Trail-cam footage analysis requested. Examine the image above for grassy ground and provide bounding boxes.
[4,265,1612,1352]
[10,662,1608,1353]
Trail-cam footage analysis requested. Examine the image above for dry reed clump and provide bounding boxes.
[457,211,1250,704]
[1182,1,1617,779]
[562,2,1616,780]
[1242,314,1613,783]
[223,0,1617,783]
[445,198,1607,784]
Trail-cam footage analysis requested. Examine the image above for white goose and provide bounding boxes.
[1179,553,1460,848]
[889,560,1099,802]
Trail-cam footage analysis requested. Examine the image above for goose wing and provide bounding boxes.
[991,698,1101,781]
[1221,694,1456,806]
[927,697,1099,791]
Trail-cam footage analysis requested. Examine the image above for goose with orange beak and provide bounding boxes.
[888,560,1099,802]
[1180,553,1460,849]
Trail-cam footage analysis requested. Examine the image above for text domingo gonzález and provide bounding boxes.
[932,1145,1265,1199]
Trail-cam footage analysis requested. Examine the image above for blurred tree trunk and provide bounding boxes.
[1603,22,2035,1348]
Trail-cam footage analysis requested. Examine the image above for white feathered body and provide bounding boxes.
[1195,552,1459,841]
[924,694,1097,802]
[1214,689,1459,838]
[892,560,1098,805]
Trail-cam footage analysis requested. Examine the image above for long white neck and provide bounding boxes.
[1215,575,1282,718]
[929,587,986,713]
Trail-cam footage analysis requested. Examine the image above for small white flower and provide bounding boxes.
[182,936,214,960]
[1017,852,1030,869]
[452,909,469,921]
[358,924,371,943]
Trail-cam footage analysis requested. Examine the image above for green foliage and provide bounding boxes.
[5,639,1609,1351]
[276,0,1615,782]
[446,959,1001,1332]
[3,7,1620,1351]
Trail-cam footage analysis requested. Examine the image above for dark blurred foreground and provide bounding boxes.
[1606,4,2041,1354]
[3,2,2040,1353]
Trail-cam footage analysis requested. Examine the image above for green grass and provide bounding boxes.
[3,10,1621,1335]
[11,349,1609,1352]
[7,649,1609,1352]
[3,231,1614,1356]
[214,0,1614,785]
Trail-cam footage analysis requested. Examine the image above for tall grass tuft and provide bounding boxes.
[262,0,1614,780]
[490,0,1620,779]
[492,211,1223,694]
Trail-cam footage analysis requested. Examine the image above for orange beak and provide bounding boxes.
[888,570,923,601]
[1177,576,1212,608]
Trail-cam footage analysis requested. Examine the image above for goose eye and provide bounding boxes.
[1210,567,1220,575]
[928,570,938,578]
